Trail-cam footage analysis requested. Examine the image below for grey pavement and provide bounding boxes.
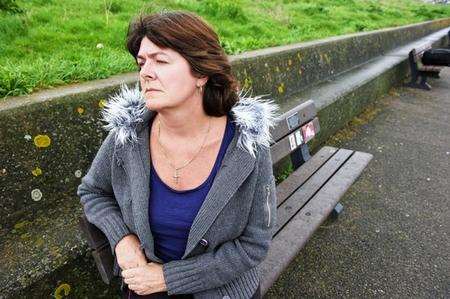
[266,69,450,298]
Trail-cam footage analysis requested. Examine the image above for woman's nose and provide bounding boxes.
[140,61,156,80]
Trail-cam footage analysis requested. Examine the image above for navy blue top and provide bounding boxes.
[148,114,235,263]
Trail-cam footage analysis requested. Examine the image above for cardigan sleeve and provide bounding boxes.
[162,146,277,295]
[77,131,131,256]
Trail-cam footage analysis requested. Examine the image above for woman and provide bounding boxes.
[78,11,278,299]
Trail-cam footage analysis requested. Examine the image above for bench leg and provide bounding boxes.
[408,73,431,90]
[330,202,344,218]
[407,51,420,89]
[418,75,432,90]
[407,69,419,87]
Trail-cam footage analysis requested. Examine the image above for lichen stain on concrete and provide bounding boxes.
[50,246,62,258]
[14,220,31,231]
[32,167,42,177]
[98,99,107,108]
[35,237,45,247]
[243,77,253,90]
[31,188,43,201]
[297,52,303,62]
[277,83,285,94]
[34,134,51,148]
[20,232,31,240]
[54,283,71,299]
[77,107,84,115]
[74,170,82,178]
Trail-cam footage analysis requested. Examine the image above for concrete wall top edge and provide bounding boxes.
[0,73,138,113]
[231,18,450,60]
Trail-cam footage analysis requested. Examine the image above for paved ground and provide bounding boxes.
[266,69,450,298]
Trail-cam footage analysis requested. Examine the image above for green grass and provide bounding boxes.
[1,0,449,98]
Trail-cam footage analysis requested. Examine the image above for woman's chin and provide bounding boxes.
[145,101,157,111]
[145,99,164,111]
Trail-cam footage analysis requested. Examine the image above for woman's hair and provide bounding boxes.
[126,11,240,117]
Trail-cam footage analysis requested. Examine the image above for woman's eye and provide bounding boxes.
[157,60,167,64]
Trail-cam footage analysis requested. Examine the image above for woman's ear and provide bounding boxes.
[197,76,208,87]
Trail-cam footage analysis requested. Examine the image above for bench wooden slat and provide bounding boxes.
[258,150,373,296]
[276,146,338,206]
[418,65,442,72]
[274,148,353,235]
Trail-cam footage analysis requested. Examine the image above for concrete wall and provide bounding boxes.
[231,18,450,105]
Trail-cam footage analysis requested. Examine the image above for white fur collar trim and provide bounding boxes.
[101,84,280,157]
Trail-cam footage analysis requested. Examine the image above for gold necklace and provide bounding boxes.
[157,116,211,184]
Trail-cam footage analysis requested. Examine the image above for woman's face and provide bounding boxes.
[137,36,205,111]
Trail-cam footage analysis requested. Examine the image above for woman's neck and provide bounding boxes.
[154,101,212,140]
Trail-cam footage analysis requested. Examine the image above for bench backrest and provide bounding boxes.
[410,44,432,63]
[269,100,320,170]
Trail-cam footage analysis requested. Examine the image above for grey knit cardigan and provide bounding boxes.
[77,85,280,299]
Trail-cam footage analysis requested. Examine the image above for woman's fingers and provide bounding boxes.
[123,276,137,284]
[128,284,142,292]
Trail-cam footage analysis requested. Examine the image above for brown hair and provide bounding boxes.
[126,11,240,117]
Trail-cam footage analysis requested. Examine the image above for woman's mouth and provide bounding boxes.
[145,88,161,93]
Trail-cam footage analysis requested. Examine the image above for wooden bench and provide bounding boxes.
[257,100,373,295]
[407,44,445,90]
[80,100,374,295]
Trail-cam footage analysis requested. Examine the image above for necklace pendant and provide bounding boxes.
[173,169,180,184]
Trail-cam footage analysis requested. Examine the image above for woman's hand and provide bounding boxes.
[115,234,148,270]
[122,262,167,295]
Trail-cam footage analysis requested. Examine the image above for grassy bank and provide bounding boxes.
[1,0,449,98]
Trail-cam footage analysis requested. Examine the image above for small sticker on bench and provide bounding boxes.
[289,134,297,150]
[302,121,316,143]
[295,130,303,145]
[286,113,299,131]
